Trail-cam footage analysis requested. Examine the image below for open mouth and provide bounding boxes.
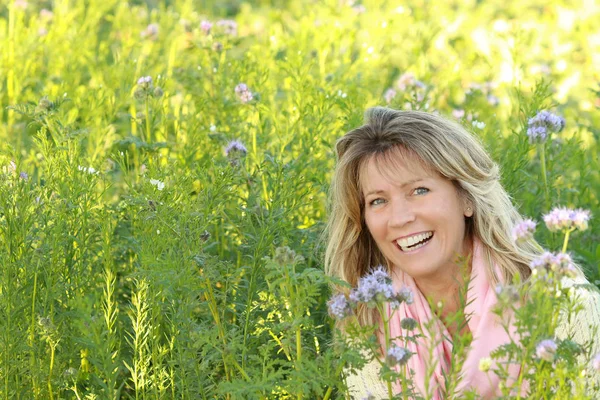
[396,232,434,252]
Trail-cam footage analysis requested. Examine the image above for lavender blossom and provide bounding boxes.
[387,345,411,366]
[384,88,396,104]
[224,140,248,157]
[141,23,159,39]
[543,207,591,232]
[137,76,153,87]
[397,286,414,305]
[327,293,352,320]
[529,251,576,278]
[527,110,565,144]
[572,209,591,231]
[395,72,426,91]
[452,109,465,119]
[592,353,600,371]
[19,172,28,180]
[216,19,238,36]
[235,83,253,103]
[512,219,537,242]
[535,339,557,362]
[200,20,213,35]
[348,265,394,307]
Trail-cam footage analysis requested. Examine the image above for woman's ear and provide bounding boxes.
[464,204,474,217]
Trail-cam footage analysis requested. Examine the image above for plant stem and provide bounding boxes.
[377,304,394,399]
[48,344,55,400]
[539,143,551,211]
[296,327,302,400]
[322,359,347,400]
[145,97,152,144]
[562,228,573,253]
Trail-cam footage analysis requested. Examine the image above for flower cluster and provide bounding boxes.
[224,140,247,157]
[529,251,578,278]
[527,110,565,144]
[512,219,537,242]
[141,23,159,40]
[327,266,414,319]
[327,293,352,319]
[535,339,557,362]
[348,266,413,309]
[384,88,396,104]
[543,207,591,232]
[348,266,394,306]
[198,19,237,36]
[495,284,520,303]
[383,72,427,104]
[235,83,253,103]
[386,345,412,366]
[216,19,238,36]
[395,72,426,91]
[134,76,164,100]
[200,20,213,35]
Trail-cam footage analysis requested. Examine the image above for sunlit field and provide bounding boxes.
[0,0,599,398]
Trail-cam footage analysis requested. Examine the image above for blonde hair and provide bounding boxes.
[325,107,542,328]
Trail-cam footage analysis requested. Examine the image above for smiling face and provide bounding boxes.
[360,150,473,282]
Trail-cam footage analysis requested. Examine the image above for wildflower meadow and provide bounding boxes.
[0,0,599,398]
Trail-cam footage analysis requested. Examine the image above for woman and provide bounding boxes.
[324,107,600,399]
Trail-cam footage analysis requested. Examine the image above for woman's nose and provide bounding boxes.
[388,200,416,227]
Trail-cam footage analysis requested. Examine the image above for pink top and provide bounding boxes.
[382,239,524,398]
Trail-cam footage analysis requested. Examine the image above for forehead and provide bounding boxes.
[359,148,437,192]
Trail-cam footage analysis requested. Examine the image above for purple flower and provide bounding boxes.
[384,88,397,104]
[395,72,425,91]
[535,339,557,362]
[224,140,247,157]
[572,209,591,231]
[452,109,465,119]
[397,286,414,305]
[137,76,153,87]
[235,83,253,103]
[327,293,352,319]
[387,345,411,366]
[543,207,591,232]
[512,219,537,242]
[200,20,213,35]
[348,266,394,306]
[19,172,28,180]
[527,110,565,144]
[495,284,519,302]
[592,353,600,371]
[529,251,576,277]
[216,19,238,36]
[141,23,159,39]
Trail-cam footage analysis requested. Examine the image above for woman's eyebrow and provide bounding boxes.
[363,178,425,197]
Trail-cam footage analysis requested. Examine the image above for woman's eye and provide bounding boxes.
[414,187,429,195]
[369,198,386,206]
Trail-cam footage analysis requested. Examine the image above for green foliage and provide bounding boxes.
[0,0,598,398]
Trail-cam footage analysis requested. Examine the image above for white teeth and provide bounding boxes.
[396,232,433,251]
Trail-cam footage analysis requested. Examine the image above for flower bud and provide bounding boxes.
[153,86,164,98]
